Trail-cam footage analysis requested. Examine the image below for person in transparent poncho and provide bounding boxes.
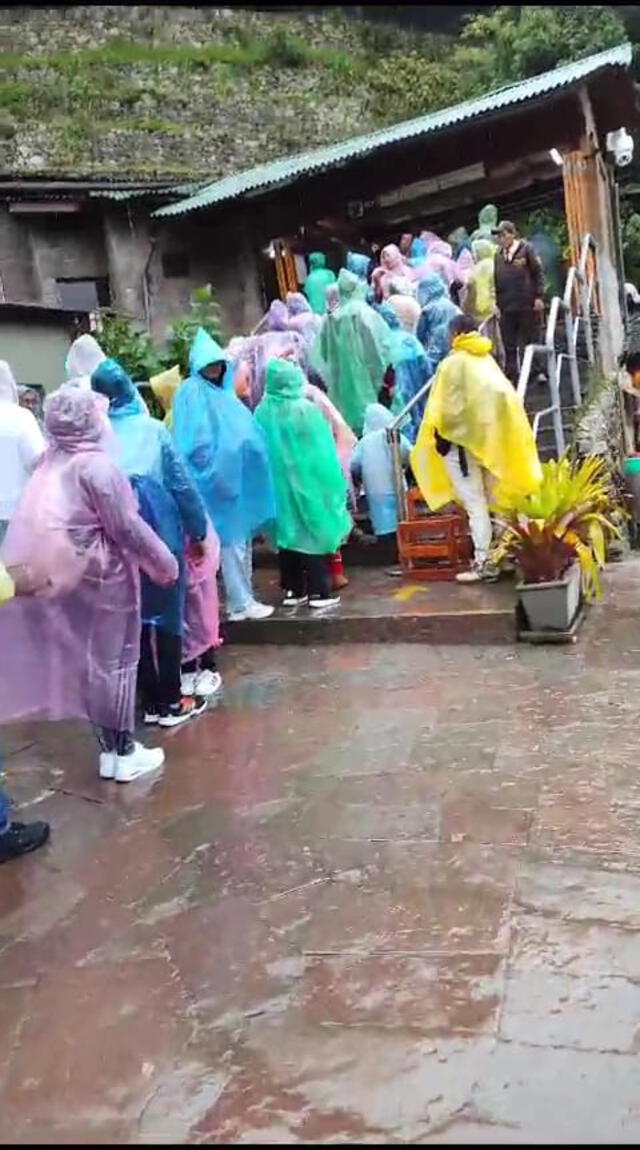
[0,387,178,783]
[172,329,275,622]
[0,361,45,545]
[416,272,461,370]
[91,358,220,724]
[315,268,392,435]
[303,252,336,316]
[350,403,411,538]
[377,304,431,444]
[0,562,50,863]
[255,358,352,609]
[65,332,107,390]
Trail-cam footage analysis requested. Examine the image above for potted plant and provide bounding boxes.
[492,455,620,633]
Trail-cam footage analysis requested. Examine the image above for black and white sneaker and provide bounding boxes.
[309,596,341,609]
[157,697,208,728]
[282,592,309,608]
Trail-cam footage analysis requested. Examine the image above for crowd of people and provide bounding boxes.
[0,207,546,863]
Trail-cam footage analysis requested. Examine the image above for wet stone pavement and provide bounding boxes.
[3,563,640,1142]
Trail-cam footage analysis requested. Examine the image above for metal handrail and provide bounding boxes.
[517,234,599,455]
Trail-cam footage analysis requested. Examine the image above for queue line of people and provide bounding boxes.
[0,210,549,862]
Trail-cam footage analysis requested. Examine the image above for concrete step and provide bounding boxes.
[223,567,517,646]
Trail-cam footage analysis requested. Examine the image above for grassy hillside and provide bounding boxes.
[0,4,630,180]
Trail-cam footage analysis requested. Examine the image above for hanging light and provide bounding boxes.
[549,148,564,167]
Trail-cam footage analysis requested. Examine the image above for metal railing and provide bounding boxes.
[386,237,600,519]
[517,234,598,457]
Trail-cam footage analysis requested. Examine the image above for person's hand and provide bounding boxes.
[188,539,206,565]
[6,564,46,596]
[533,297,545,313]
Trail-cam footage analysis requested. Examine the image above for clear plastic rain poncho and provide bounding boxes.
[285,292,322,350]
[346,251,372,284]
[470,204,499,245]
[379,244,413,298]
[378,305,431,443]
[92,358,207,636]
[65,333,107,390]
[304,252,337,316]
[315,268,391,435]
[387,280,421,335]
[150,365,182,430]
[148,363,222,662]
[411,238,457,289]
[466,239,497,322]
[417,273,461,367]
[0,388,177,729]
[254,359,351,555]
[411,331,542,511]
[172,328,275,546]
[0,360,46,523]
[350,403,411,536]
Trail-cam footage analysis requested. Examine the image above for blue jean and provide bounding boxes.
[220,540,255,614]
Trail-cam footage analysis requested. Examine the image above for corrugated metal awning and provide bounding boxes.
[153,43,633,220]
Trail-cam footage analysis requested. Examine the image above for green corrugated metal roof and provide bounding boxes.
[153,42,633,220]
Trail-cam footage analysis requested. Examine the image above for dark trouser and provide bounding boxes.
[138,624,182,714]
[278,549,330,600]
[182,648,218,674]
[500,309,541,386]
[93,727,134,756]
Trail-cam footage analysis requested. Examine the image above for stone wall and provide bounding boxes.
[0,5,439,178]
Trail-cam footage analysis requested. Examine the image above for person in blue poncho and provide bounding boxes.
[351,403,411,539]
[378,304,431,443]
[346,251,372,287]
[416,272,461,371]
[171,328,275,622]
[91,358,211,729]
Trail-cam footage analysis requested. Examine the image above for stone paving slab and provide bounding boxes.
[1,562,640,1140]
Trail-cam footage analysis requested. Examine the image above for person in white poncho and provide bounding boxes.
[64,333,106,389]
[0,360,45,545]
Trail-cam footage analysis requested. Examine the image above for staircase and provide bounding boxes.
[392,234,602,579]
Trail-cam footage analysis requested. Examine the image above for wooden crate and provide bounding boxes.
[397,508,473,581]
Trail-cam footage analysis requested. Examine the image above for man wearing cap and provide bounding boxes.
[494,220,545,386]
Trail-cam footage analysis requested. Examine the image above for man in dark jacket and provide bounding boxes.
[494,220,545,385]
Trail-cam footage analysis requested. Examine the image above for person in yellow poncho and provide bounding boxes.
[150,365,182,429]
[411,314,542,584]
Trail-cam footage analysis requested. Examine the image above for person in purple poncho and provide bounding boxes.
[0,387,179,784]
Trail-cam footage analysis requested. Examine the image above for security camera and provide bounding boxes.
[607,127,635,168]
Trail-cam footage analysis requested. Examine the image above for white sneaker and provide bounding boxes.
[194,669,222,698]
[309,596,341,609]
[456,561,500,585]
[228,602,274,622]
[99,751,116,780]
[115,742,165,784]
[180,672,197,696]
[456,567,482,584]
[282,592,309,608]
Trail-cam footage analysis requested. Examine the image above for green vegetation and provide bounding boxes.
[99,285,225,380]
[0,6,634,178]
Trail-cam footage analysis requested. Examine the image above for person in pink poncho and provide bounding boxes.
[0,387,178,784]
[378,243,413,299]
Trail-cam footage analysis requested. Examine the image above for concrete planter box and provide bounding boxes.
[518,562,582,633]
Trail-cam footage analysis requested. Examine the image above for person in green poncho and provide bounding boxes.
[315,268,392,436]
[303,252,336,316]
[255,358,352,609]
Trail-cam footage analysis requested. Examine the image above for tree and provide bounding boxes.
[454,6,627,98]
